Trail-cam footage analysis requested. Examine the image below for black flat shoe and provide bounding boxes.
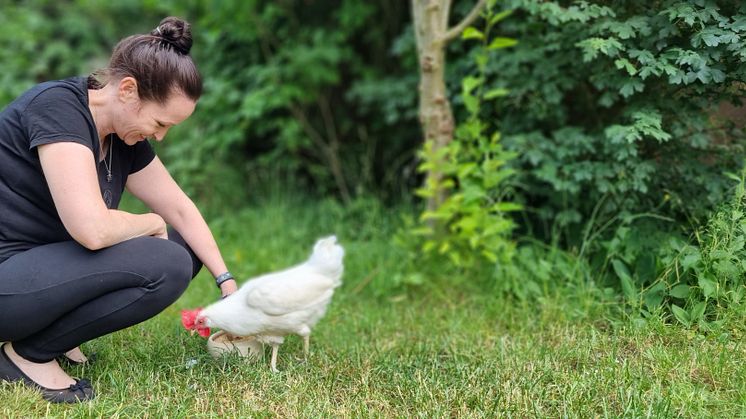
[0,344,95,403]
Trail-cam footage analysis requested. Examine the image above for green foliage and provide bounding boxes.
[0,1,112,103]
[494,240,592,300]
[165,0,418,204]
[595,167,746,327]
[404,5,520,269]
[0,0,192,101]
[656,168,746,327]
[469,0,746,241]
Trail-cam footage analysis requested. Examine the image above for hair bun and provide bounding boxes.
[151,16,193,55]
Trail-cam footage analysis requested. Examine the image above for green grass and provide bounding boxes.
[3,195,746,417]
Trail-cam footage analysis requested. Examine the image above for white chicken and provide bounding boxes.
[184,235,344,372]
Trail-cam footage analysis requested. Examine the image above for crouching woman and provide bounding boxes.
[0,17,237,403]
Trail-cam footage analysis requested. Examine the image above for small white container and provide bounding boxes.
[206,331,262,360]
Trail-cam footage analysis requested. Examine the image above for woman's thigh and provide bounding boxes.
[0,236,192,341]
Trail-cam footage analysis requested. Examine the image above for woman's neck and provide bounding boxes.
[88,84,117,144]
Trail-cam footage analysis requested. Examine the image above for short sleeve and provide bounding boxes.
[130,140,156,174]
[23,87,95,152]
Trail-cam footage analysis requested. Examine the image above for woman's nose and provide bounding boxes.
[154,127,170,142]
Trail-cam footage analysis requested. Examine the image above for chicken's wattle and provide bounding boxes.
[181,308,210,337]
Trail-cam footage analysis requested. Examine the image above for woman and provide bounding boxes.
[0,17,237,403]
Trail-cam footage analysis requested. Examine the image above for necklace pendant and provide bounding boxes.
[107,173,112,182]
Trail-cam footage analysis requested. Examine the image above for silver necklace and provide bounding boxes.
[102,134,113,183]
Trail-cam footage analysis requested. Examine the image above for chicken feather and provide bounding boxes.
[246,273,335,316]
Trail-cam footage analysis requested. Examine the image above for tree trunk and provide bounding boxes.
[411,0,486,214]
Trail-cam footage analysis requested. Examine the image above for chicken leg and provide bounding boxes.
[304,335,310,360]
[270,344,280,373]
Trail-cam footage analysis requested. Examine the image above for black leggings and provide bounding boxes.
[0,229,202,362]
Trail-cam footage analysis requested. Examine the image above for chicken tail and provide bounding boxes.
[308,235,345,281]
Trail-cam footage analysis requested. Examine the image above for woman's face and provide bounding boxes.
[115,80,196,145]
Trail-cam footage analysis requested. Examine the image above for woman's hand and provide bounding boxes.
[148,213,169,239]
[220,279,238,298]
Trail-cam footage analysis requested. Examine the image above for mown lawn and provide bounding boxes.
[2,196,746,417]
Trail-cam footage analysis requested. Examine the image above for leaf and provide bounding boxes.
[636,252,656,283]
[462,27,485,41]
[487,37,518,50]
[489,10,513,26]
[690,301,706,321]
[681,250,701,271]
[462,76,482,94]
[725,171,742,182]
[669,284,690,299]
[482,249,498,263]
[409,226,434,236]
[608,20,641,39]
[463,94,479,115]
[620,275,637,303]
[644,291,664,309]
[611,258,632,281]
[612,259,637,303]
[698,276,717,298]
[614,58,638,75]
[448,251,462,266]
[492,202,522,212]
[671,304,691,326]
[619,80,644,97]
[644,282,666,308]
[699,29,724,47]
[484,88,509,100]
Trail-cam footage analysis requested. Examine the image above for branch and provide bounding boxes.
[440,0,487,43]
[288,103,331,156]
[317,95,352,203]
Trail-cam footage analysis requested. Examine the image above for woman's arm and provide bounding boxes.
[125,155,238,296]
[38,142,167,249]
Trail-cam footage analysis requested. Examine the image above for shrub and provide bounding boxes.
[463,0,746,242]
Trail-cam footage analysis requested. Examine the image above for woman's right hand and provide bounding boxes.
[147,213,169,240]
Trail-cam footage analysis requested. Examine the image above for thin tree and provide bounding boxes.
[411,0,486,213]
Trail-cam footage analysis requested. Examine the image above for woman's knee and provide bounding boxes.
[167,228,203,279]
[115,237,193,298]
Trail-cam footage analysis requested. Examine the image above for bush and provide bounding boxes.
[658,168,746,328]
[458,0,746,243]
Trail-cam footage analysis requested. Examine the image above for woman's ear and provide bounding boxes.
[117,77,140,104]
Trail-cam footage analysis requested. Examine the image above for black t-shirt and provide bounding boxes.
[0,76,156,263]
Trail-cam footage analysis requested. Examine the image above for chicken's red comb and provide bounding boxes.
[181,308,210,338]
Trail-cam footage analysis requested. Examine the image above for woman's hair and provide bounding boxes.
[94,16,202,103]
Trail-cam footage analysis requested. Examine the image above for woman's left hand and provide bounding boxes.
[220,278,238,298]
